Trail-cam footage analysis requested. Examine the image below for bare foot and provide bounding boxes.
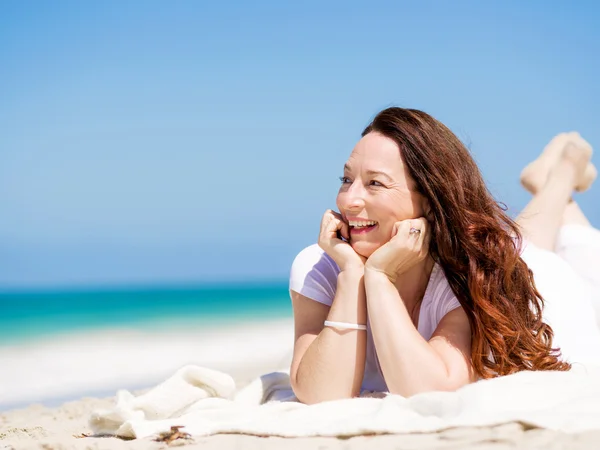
[520,132,596,193]
[548,139,593,191]
[578,164,598,192]
[564,135,596,192]
[520,133,571,194]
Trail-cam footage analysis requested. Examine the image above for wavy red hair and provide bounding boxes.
[363,107,570,378]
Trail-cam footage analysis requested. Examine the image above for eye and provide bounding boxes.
[339,176,351,184]
[369,180,384,187]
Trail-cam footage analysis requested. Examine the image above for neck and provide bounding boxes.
[393,255,435,316]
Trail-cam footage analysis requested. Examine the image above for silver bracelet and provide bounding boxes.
[324,320,367,331]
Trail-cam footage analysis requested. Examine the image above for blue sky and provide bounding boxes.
[1,1,599,288]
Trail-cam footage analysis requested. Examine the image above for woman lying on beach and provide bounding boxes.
[289,107,600,404]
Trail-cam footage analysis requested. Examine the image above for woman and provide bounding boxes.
[288,107,600,405]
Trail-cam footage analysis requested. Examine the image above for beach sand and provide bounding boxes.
[3,318,600,449]
[4,386,600,449]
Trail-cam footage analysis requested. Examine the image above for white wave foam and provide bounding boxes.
[0,318,294,409]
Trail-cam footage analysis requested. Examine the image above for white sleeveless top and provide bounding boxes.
[289,244,461,392]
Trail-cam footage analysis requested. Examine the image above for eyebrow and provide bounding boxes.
[343,164,395,182]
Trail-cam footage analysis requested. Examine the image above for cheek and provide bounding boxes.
[384,192,424,222]
[335,192,343,211]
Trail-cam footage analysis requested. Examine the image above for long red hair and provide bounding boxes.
[363,107,570,378]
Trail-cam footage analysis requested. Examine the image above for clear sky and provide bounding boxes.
[1,1,599,289]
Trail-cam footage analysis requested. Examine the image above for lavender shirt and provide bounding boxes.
[289,244,461,392]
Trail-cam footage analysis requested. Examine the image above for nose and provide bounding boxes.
[342,181,366,212]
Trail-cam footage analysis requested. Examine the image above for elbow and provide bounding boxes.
[295,390,357,405]
[294,390,328,406]
[386,358,473,397]
[387,384,443,398]
[290,379,315,405]
[291,375,358,405]
[388,377,469,397]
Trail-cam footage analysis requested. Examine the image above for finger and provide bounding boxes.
[407,218,429,257]
[413,217,428,235]
[329,210,350,240]
[320,210,337,239]
[414,218,430,243]
[407,219,423,240]
[319,210,332,234]
[324,210,349,241]
[389,220,411,243]
[325,213,341,237]
[339,221,350,241]
[415,218,431,254]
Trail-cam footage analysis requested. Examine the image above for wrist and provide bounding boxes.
[339,265,365,275]
[364,266,397,284]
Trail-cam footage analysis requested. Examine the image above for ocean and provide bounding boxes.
[0,281,293,345]
[0,281,296,409]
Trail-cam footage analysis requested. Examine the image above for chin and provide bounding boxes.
[350,241,381,259]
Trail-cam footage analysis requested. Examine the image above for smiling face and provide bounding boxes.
[336,132,428,258]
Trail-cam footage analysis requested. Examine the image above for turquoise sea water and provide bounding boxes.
[0,281,292,344]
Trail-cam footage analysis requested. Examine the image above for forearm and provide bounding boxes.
[364,268,452,396]
[294,269,367,404]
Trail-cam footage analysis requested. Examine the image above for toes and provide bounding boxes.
[576,164,598,192]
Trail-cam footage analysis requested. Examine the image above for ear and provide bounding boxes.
[422,198,434,222]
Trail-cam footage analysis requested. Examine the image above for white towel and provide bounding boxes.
[90,363,600,439]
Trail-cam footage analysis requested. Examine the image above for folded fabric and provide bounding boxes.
[89,363,600,439]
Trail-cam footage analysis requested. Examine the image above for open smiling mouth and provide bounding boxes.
[349,221,378,235]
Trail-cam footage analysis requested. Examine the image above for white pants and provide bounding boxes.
[521,224,600,366]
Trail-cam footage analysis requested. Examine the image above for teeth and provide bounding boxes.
[349,220,377,228]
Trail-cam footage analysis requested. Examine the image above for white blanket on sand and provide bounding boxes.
[90,363,600,439]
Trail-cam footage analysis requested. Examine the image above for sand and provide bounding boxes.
[3,318,600,449]
[4,387,600,449]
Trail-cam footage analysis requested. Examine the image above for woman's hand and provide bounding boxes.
[318,210,367,271]
[365,218,431,282]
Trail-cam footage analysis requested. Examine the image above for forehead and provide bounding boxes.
[345,132,403,171]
